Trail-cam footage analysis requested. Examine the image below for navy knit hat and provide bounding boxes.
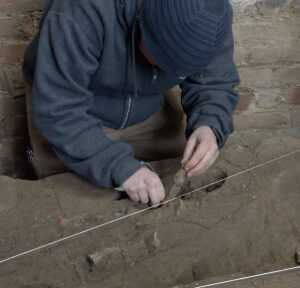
[139,0,233,78]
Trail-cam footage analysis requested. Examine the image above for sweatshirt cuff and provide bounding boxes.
[111,157,145,187]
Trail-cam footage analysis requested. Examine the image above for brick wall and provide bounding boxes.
[0,0,299,177]
[231,0,300,130]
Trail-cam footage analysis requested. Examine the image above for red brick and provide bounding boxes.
[233,22,293,44]
[0,0,44,15]
[234,44,247,66]
[256,0,288,12]
[289,0,300,13]
[284,87,300,104]
[0,64,26,95]
[0,17,35,40]
[234,112,289,131]
[31,11,41,28]
[272,65,300,86]
[0,97,26,118]
[282,41,300,63]
[0,114,27,138]
[234,87,254,112]
[0,137,27,158]
[238,67,273,89]
[290,110,300,127]
[0,43,27,64]
[231,2,257,15]
[247,45,286,65]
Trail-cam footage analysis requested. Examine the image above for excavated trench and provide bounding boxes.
[87,137,300,288]
[0,133,299,288]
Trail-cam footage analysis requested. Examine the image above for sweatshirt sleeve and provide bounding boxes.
[31,13,144,188]
[180,26,241,149]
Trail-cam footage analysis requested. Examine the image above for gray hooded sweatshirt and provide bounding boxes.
[23,0,241,188]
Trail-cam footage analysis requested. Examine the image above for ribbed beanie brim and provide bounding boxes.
[139,0,233,78]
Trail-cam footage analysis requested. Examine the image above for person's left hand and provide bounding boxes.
[182,126,219,177]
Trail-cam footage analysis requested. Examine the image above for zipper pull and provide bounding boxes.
[152,66,158,83]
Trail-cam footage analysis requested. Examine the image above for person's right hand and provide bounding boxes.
[122,168,165,206]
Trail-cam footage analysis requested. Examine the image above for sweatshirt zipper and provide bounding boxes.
[152,66,158,84]
[120,96,132,129]
[121,66,157,129]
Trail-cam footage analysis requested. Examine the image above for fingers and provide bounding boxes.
[188,147,219,176]
[128,191,140,203]
[123,168,165,206]
[126,188,149,205]
[147,178,165,206]
[138,189,149,204]
[182,126,219,177]
[182,136,197,164]
[184,142,208,172]
[134,176,164,206]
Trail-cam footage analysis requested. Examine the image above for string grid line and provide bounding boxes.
[194,266,300,288]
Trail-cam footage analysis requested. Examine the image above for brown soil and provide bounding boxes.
[0,130,299,288]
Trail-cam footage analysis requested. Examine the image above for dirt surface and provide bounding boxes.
[0,130,300,288]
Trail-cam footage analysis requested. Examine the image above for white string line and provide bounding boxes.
[194,266,300,288]
[0,148,299,265]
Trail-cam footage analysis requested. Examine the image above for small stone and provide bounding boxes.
[59,217,68,227]
[145,232,161,253]
[88,247,122,269]
[153,232,160,249]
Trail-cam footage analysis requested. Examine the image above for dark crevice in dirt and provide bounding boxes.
[211,201,254,229]
[52,186,66,216]
[175,220,210,230]
[192,266,198,282]
[203,171,227,193]
[2,156,37,181]
[63,244,86,286]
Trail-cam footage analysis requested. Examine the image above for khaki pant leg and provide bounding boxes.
[103,89,187,162]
